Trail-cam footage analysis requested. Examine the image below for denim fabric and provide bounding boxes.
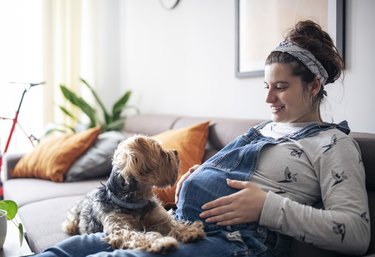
[38,229,290,257]
[36,121,349,257]
[38,233,112,257]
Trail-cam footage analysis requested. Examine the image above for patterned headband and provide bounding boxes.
[272,40,328,85]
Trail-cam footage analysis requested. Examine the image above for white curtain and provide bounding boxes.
[43,0,122,129]
[43,0,83,126]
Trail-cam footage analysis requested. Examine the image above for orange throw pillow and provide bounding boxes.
[152,121,210,207]
[12,127,101,182]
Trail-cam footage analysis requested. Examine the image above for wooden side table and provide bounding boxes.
[0,217,34,257]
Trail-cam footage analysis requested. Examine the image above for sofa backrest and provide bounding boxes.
[124,114,375,256]
[351,132,375,255]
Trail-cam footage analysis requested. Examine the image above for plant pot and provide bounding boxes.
[0,209,7,249]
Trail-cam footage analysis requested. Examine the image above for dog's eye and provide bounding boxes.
[172,149,178,157]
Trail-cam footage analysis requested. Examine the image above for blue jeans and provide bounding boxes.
[37,225,291,257]
[36,121,349,257]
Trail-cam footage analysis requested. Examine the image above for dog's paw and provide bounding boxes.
[104,230,136,249]
[178,221,206,243]
[105,234,127,249]
[148,236,179,253]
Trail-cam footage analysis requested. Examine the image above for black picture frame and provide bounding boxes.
[235,0,345,78]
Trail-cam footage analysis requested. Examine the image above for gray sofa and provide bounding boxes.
[3,114,375,257]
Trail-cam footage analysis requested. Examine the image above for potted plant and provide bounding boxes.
[0,200,23,247]
[47,78,137,134]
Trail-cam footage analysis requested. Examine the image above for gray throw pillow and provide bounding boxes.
[65,131,126,182]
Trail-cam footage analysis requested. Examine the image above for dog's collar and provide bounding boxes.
[107,190,150,210]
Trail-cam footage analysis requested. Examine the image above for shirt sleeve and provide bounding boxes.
[259,136,370,255]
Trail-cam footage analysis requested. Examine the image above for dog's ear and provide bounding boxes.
[112,142,141,178]
[112,139,135,170]
[123,151,142,177]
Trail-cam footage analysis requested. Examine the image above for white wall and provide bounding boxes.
[105,0,375,133]
[328,0,375,133]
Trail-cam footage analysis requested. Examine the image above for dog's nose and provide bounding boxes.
[172,149,178,157]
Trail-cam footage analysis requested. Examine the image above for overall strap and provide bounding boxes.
[287,120,350,141]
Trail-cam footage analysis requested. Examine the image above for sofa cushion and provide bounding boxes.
[152,121,210,207]
[4,178,105,207]
[11,127,101,182]
[18,195,83,254]
[65,131,126,182]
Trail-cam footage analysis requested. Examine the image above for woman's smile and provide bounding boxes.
[270,105,285,114]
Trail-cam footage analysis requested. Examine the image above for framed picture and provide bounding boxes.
[235,0,345,78]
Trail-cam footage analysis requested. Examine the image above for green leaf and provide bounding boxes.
[18,223,24,246]
[80,78,111,123]
[60,85,98,127]
[112,91,131,121]
[58,106,79,121]
[0,200,18,220]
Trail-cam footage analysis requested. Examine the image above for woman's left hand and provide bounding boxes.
[199,179,267,226]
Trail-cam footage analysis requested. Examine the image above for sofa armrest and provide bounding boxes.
[1,152,25,181]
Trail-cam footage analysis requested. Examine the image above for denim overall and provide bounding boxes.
[175,121,350,257]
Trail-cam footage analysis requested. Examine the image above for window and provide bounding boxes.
[0,0,44,153]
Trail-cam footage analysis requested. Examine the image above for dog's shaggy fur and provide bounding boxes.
[63,135,205,253]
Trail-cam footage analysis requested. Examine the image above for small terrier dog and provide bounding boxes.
[63,135,205,253]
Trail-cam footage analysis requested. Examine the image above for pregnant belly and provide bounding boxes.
[175,167,239,221]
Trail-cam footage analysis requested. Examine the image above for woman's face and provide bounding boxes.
[264,63,320,123]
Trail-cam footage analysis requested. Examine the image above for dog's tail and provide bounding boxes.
[62,205,80,235]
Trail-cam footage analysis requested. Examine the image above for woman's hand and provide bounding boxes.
[175,164,200,204]
[199,179,267,226]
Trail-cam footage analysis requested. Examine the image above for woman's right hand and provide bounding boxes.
[175,164,200,204]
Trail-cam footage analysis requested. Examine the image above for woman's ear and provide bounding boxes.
[310,77,322,97]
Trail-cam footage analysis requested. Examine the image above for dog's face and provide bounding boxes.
[112,135,179,188]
